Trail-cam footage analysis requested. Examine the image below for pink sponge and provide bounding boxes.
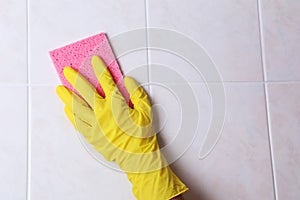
[49,33,130,103]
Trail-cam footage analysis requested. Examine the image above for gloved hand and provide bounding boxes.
[56,55,188,200]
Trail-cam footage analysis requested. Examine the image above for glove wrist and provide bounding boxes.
[126,166,188,200]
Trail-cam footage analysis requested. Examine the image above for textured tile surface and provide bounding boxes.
[30,87,135,200]
[260,0,300,81]
[152,83,275,200]
[268,83,300,200]
[29,0,147,85]
[0,0,27,83]
[0,86,27,199]
[147,0,263,82]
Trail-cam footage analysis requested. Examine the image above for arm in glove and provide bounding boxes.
[56,55,188,200]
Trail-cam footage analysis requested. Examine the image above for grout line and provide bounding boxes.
[144,0,152,95]
[26,0,31,199]
[0,79,299,88]
[0,80,300,88]
[0,83,56,87]
[257,0,278,199]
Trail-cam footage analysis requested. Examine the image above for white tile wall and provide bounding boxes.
[0,0,28,199]
[0,86,27,199]
[147,0,264,82]
[170,83,274,200]
[268,83,300,200]
[260,0,300,81]
[0,0,299,199]
[0,0,27,83]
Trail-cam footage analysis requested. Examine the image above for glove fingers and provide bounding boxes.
[124,76,151,111]
[56,85,89,107]
[64,106,76,127]
[72,105,95,127]
[64,106,93,133]
[91,55,117,98]
[57,85,97,121]
[63,67,101,109]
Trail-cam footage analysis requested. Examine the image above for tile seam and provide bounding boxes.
[257,0,278,199]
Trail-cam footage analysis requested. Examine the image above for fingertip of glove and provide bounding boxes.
[56,85,64,98]
[63,66,77,83]
[124,76,141,97]
[56,85,64,92]
[123,76,132,82]
[124,76,136,88]
[56,85,67,95]
[63,66,73,74]
[91,55,105,70]
[56,85,73,105]
[91,55,100,64]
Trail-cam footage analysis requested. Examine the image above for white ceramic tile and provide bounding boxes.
[268,83,300,200]
[260,0,300,81]
[29,0,147,85]
[0,86,27,199]
[30,86,135,200]
[150,82,212,167]
[147,0,263,82]
[118,50,148,85]
[149,65,212,146]
[0,0,27,83]
[151,83,274,199]
[149,50,206,83]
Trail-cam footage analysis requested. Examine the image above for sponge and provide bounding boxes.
[49,33,129,103]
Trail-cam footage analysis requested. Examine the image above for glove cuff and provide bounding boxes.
[126,166,188,200]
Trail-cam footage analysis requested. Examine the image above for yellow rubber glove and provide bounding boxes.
[56,55,188,200]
